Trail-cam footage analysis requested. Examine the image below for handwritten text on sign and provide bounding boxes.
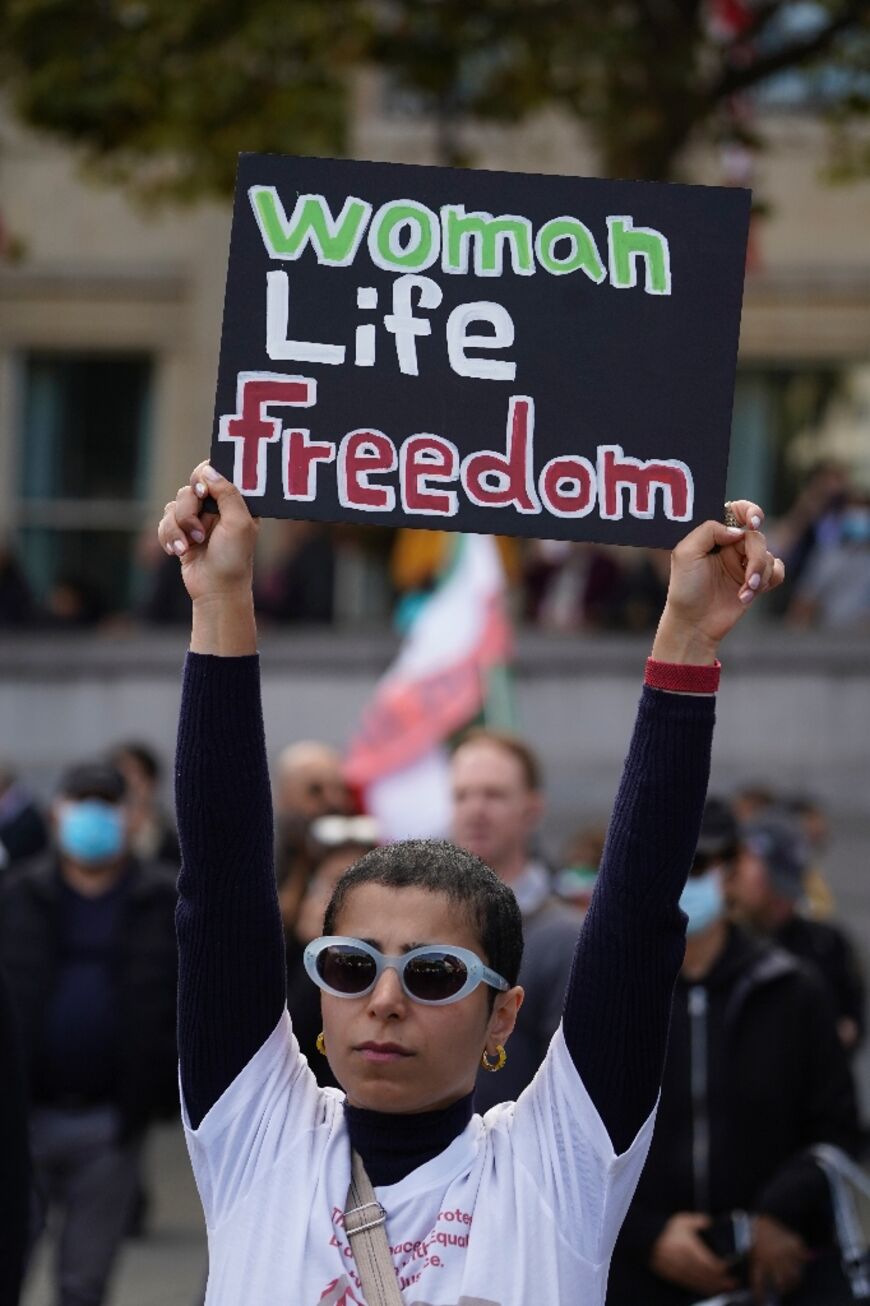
[212,156,750,546]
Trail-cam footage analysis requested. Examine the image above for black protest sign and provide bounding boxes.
[211,153,750,547]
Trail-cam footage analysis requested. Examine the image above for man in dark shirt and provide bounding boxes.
[0,761,177,1306]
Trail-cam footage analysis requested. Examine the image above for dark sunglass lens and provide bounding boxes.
[318,946,376,994]
[405,952,468,1001]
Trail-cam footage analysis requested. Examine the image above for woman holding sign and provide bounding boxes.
[160,464,782,1306]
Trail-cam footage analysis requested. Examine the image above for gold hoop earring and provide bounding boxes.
[316,1031,326,1056]
[481,1044,506,1073]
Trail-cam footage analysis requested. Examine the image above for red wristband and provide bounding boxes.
[644,658,721,694]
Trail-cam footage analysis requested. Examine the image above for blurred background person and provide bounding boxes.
[0,765,49,875]
[108,742,180,867]
[449,727,581,1111]
[767,460,851,613]
[731,782,778,827]
[105,741,179,1239]
[0,761,178,1306]
[785,792,837,921]
[729,809,865,1053]
[608,797,861,1306]
[284,813,379,1090]
[135,528,191,626]
[0,538,36,627]
[272,738,351,944]
[274,740,349,827]
[42,575,105,629]
[254,520,336,625]
[554,822,607,913]
[731,785,838,920]
[523,540,672,632]
[522,539,621,630]
[1,959,30,1306]
[787,489,870,631]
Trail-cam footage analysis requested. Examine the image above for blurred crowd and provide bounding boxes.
[0,710,867,1305]
[2,462,869,634]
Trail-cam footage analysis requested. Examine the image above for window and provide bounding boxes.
[728,365,862,515]
[15,351,153,620]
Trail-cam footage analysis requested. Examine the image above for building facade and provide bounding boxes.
[1,84,868,618]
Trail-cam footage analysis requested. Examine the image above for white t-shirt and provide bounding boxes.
[183,1011,655,1306]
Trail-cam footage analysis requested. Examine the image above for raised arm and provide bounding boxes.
[562,504,784,1153]
[159,464,287,1128]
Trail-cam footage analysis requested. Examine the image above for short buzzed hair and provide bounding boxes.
[323,839,524,995]
[452,728,542,793]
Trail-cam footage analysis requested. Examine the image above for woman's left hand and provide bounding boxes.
[652,500,785,665]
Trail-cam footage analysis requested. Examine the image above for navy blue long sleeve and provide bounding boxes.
[175,654,285,1129]
[563,685,714,1153]
[176,655,714,1150]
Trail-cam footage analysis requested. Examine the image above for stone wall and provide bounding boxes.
[2,627,867,836]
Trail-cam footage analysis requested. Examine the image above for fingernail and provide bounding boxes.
[172,539,186,555]
[194,481,207,498]
[750,515,761,529]
[191,528,205,544]
[739,589,754,605]
[748,572,761,590]
[202,464,221,483]
[726,526,745,535]
[165,543,175,556]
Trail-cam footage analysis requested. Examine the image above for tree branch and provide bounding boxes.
[709,0,869,103]
[733,0,790,46]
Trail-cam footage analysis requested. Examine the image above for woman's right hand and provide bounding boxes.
[157,462,258,605]
[158,462,259,655]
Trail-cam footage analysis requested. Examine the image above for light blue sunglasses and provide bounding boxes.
[304,935,509,1006]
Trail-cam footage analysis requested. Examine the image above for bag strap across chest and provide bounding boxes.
[344,1149,404,1306]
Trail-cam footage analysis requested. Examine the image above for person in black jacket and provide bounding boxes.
[729,809,865,1053]
[0,761,178,1306]
[607,798,860,1306]
[1,961,30,1306]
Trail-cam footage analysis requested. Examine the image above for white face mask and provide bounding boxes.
[679,867,725,936]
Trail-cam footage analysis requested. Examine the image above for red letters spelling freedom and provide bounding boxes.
[218,372,694,524]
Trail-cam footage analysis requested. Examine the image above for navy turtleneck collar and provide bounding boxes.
[345,1090,476,1187]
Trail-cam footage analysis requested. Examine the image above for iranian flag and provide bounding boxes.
[344,534,513,841]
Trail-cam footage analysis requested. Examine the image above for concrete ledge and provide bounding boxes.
[0,624,867,679]
[1,626,867,817]
[0,263,188,303]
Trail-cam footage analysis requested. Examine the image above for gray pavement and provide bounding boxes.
[21,816,870,1305]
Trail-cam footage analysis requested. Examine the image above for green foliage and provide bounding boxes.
[373,0,870,180]
[0,0,369,199]
[0,0,867,197]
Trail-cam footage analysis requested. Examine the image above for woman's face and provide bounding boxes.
[320,883,522,1114]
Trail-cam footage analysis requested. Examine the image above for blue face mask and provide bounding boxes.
[841,509,870,545]
[58,801,125,864]
[679,867,724,936]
